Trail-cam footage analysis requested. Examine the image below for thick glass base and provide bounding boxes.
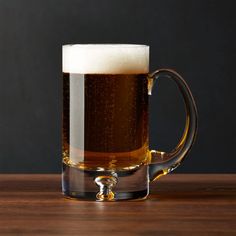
[62,163,149,201]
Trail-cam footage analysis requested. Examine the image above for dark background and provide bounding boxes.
[0,0,235,173]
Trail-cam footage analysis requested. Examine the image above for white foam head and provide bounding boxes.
[62,44,149,74]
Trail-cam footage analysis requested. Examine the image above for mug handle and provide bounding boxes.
[148,69,198,181]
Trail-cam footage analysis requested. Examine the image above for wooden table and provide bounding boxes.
[0,174,235,235]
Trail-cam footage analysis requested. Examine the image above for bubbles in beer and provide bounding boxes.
[63,73,149,170]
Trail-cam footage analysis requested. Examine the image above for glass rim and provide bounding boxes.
[62,44,149,48]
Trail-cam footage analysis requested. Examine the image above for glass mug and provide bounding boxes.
[62,44,197,201]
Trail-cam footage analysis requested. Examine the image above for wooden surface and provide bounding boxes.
[0,174,235,235]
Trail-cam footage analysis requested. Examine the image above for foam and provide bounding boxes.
[62,44,149,74]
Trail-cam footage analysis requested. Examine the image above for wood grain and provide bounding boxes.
[0,174,235,235]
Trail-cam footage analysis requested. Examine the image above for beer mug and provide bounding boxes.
[62,44,197,201]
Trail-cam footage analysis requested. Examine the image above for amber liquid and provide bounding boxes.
[63,73,149,171]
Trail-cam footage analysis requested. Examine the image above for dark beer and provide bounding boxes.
[63,73,149,171]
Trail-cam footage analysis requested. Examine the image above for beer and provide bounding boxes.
[62,44,198,201]
[63,73,149,170]
[62,44,150,171]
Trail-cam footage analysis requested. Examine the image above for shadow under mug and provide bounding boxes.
[62,44,198,201]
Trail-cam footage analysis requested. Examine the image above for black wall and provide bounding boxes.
[0,0,235,173]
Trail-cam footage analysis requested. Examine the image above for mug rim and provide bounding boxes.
[62,44,149,48]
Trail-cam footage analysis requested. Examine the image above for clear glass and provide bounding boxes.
[62,44,197,201]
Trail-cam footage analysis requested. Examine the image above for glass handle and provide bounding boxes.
[148,69,198,181]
